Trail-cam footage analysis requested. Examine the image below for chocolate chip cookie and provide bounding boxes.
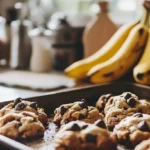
[97,92,150,130]
[0,98,48,126]
[54,121,117,150]
[113,113,150,148]
[0,111,45,140]
[104,92,150,114]
[135,138,150,150]
[54,99,104,126]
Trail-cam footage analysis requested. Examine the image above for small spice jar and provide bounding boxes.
[47,16,84,70]
[29,27,52,73]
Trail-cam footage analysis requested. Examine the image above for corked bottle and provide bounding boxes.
[83,0,118,58]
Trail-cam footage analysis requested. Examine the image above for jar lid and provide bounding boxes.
[47,16,71,31]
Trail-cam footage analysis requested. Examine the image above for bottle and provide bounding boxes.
[10,2,32,69]
[83,0,118,58]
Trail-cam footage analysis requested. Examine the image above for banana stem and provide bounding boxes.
[140,7,149,27]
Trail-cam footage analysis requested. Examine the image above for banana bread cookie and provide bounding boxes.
[54,99,104,126]
[135,138,150,150]
[54,120,117,150]
[0,111,45,140]
[113,113,150,148]
[0,98,48,126]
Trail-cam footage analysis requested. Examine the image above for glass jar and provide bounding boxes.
[29,27,52,72]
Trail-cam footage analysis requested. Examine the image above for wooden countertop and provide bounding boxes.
[0,68,91,102]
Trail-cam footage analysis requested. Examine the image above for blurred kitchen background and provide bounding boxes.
[0,0,143,68]
[0,0,145,100]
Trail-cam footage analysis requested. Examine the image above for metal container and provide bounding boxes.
[10,20,32,69]
[9,2,32,69]
[47,17,84,70]
[0,82,149,150]
[0,17,8,64]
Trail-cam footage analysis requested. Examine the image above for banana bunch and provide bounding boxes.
[133,28,150,85]
[65,7,150,84]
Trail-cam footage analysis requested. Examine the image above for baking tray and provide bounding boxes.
[0,81,150,150]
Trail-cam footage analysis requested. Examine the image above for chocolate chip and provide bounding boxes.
[13,98,22,108]
[124,93,132,100]
[18,122,22,126]
[137,73,144,80]
[97,105,104,112]
[30,102,38,110]
[85,134,97,143]
[15,122,22,128]
[138,121,149,132]
[60,106,68,115]
[68,123,80,131]
[104,94,112,102]
[103,72,114,77]
[78,114,86,120]
[15,102,26,110]
[79,99,88,109]
[82,124,88,129]
[126,98,136,107]
[133,113,143,118]
[94,120,106,129]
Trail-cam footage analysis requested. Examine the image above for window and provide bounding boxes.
[29,0,144,25]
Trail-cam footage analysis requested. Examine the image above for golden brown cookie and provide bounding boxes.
[54,99,104,126]
[0,111,45,140]
[96,92,150,130]
[113,113,150,148]
[104,92,150,114]
[54,121,117,150]
[0,98,48,126]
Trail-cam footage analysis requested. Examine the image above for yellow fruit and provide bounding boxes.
[133,28,150,85]
[65,22,137,79]
[87,24,148,84]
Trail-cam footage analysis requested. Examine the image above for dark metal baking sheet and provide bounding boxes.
[0,82,150,150]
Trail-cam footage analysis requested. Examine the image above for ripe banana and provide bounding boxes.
[133,29,150,85]
[65,22,137,80]
[87,24,148,84]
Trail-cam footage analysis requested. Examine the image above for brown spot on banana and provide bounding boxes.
[103,72,114,77]
[137,70,150,80]
[133,45,145,53]
[139,28,144,36]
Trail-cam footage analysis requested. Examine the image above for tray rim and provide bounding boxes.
[0,81,150,150]
[3,81,150,103]
[27,81,150,100]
